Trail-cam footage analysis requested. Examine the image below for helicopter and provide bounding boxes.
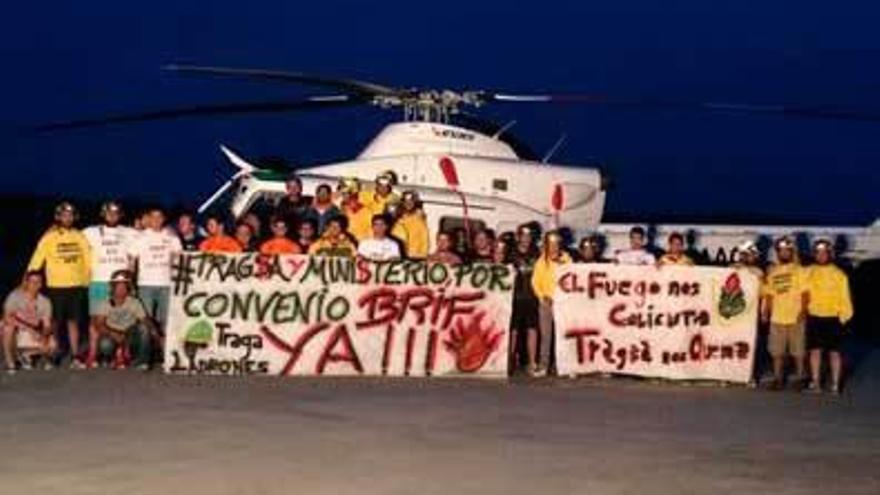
[38,64,880,261]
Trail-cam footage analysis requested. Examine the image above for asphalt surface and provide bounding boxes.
[1,354,879,495]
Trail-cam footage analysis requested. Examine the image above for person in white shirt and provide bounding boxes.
[83,201,136,317]
[357,214,401,262]
[128,207,182,335]
[614,226,657,265]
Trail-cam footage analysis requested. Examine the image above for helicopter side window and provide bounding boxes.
[492,179,508,191]
[439,217,487,234]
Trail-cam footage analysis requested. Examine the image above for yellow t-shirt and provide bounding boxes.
[359,191,399,216]
[307,236,356,257]
[762,262,807,325]
[391,212,429,258]
[658,253,694,266]
[342,202,373,242]
[27,227,92,288]
[805,264,853,324]
[531,252,572,301]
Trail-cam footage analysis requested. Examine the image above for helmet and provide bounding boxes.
[376,170,398,187]
[579,236,599,250]
[100,201,123,217]
[401,190,419,202]
[813,238,834,253]
[54,201,77,219]
[109,269,134,287]
[339,177,361,194]
[774,236,795,250]
[737,240,759,255]
[546,231,563,244]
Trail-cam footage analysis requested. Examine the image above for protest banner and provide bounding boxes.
[554,264,759,382]
[164,253,514,378]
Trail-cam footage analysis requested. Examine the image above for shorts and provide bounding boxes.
[46,287,87,323]
[807,316,844,352]
[12,327,49,349]
[511,297,539,331]
[88,282,110,316]
[768,322,805,359]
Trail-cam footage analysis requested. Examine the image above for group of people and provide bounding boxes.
[2,172,855,395]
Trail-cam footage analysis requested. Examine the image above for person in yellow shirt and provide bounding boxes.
[391,190,429,259]
[530,230,571,377]
[27,202,91,368]
[338,177,373,242]
[308,216,357,257]
[761,236,808,389]
[804,239,853,395]
[730,240,766,387]
[658,232,695,266]
[360,170,400,216]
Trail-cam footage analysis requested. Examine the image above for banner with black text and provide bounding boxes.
[164,253,513,378]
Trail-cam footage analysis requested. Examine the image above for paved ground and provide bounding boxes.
[1,354,879,495]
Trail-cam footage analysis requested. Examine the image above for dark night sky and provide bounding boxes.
[2,1,879,224]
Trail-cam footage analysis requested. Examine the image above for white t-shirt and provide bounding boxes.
[614,248,656,266]
[83,225,136,282]
[128,229,183,287]
[357,237,401,261]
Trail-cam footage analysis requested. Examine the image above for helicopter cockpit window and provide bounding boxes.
[492,179,508,191]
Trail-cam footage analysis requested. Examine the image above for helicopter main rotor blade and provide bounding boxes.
[489,93,880,122]
[164,64,400,97]
[34,96,360,131]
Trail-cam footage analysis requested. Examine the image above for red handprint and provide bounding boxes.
[443,311,502,373]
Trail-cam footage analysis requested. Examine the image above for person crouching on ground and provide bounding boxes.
[531,230,572,377]
[658,232,694,266]
[2,271,56,373]
[804,239,853,395]
[357,214,401,261]
[87,270,155,370]
[761,236,808,389]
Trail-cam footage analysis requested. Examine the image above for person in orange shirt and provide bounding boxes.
[199,215,243,254]
[259,217,302,255]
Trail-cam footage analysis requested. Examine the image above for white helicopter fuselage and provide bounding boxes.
[225,121,880,262]
[229,121,605,240]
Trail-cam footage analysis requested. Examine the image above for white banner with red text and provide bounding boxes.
[164,253,513,378]
[554,264,759,382]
